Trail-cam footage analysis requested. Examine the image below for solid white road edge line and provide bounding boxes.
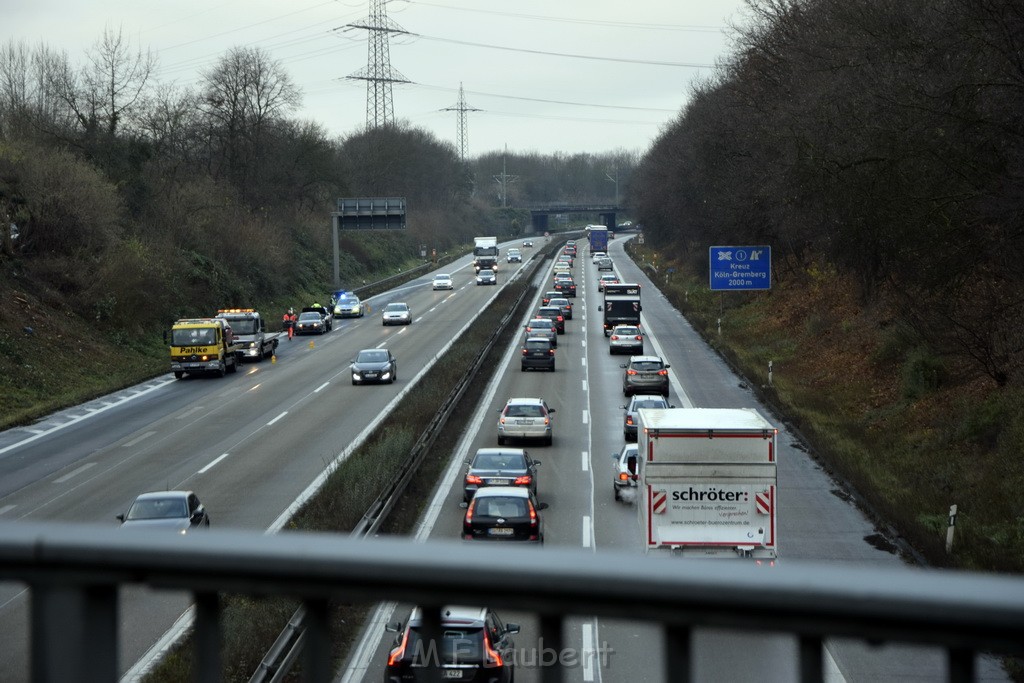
[0,378,176,457]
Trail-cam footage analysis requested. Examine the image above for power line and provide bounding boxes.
[409,33,716,69]
[403,0,728,34]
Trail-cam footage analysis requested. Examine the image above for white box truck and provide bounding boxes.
[636,408,778,559]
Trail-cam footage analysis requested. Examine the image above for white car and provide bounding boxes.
[381,302,412,326]
[608,325,644,355]
[432,273,454,290]
[497,397,556,446]
[612,443,639,502]
[592,251,608,263]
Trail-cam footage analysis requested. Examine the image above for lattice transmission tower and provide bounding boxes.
[346,0,409,128]
[442,83,481,161]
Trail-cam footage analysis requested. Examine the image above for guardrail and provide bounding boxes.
[2,521,1021,683]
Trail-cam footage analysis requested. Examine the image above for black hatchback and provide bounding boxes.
[463,487,547,544]
[521,337,555,371]
[384,605,520,683]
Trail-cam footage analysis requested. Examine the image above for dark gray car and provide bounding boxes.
[521,336,556,371]
[463,447,541,502]
[621,355,671,397]
[351,348,397,385]
[117,490,210,532]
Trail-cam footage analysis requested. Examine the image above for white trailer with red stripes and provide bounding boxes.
[636,408,778,559]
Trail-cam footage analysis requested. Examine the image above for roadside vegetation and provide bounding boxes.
[627,0,1024,573]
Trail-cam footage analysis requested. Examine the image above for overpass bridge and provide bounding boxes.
[522,202,621,233]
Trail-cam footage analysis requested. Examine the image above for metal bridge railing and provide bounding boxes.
[2,521,1022,683]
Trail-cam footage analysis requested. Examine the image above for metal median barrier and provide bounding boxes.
[1,521,1023,683]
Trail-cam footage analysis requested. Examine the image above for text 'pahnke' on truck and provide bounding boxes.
[636,407,778,560]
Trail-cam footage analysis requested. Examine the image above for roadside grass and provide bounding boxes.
[145,244,549,681]
[627,243,1024,573]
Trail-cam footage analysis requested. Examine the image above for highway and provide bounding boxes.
[341,237,1009,683]
[0,236,1009,682]
[0,244,536,681]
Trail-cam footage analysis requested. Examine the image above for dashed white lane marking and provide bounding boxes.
[582,379,588,392]
[176,406,204,420]
[314,382,330,393]
[582,409,589,425]
[122,431,156,448]
[198,453,230,474]
[582,515,592,548]
[0,505,15,515]
[582,622,596,682]
[53,462,95,483]
[267,411,288,426]
[581,451,589,472]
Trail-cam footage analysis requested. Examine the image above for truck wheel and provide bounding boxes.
[614,487,621,502]
[174,371,184,380]
[216,362,226,378]
[227,358,238,374]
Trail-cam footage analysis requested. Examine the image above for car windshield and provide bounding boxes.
[474,496,528,518]
[171,328,216,346]
[384,304,407,312]
[631,361,664,371]
[298,312,320,321]
[357,350,389,363]
[473,453,526,469]
[126,497,187,520]
[221,318,257,334]
[435,274,450,280]
[505,404,545,418]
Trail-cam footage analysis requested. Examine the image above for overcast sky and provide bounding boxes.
[6,0,752,158]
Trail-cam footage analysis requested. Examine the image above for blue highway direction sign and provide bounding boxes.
[709,246,771,291]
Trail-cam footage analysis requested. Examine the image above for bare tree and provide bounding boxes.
[199,46,300,193]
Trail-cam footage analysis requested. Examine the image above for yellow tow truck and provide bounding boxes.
[166,318,243,379]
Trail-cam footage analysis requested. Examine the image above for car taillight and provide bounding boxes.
[528,501,538,527]
[626,415,634,426]
[483,629,504,667]
[522,349,528,355]
[543,416,550,425]
[514,475,532,486]
[658,369,668,376]
[466,475,483,485]
[548,349,555,356]
[627,369,638,375]
[619,472,630,481]
[387,628,409,666]
[465,499,476,524]
[610,335,619,340]
[557,316,563,322]
[634,335,643,341]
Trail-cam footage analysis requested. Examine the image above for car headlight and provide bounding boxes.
[352,371,361,379]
